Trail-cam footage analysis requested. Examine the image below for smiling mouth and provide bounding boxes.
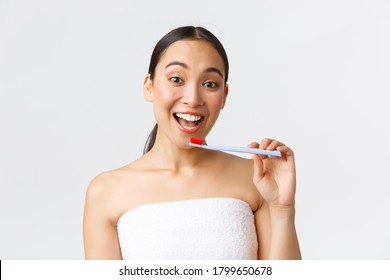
[174,112,204,131]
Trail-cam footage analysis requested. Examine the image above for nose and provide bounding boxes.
[181,83,204,107]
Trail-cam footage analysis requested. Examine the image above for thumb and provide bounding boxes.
[248,142,264,185]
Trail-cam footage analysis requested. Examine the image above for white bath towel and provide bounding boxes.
[117,197,258,260]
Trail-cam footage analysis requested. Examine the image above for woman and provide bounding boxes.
[83,26,301,260]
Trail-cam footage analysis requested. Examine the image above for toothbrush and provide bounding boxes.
[189,138,282,157]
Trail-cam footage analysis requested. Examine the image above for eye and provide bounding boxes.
[169,76,183,83]
[203,81,218,88]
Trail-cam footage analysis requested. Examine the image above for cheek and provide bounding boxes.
[153,83,179,107]
[207,92,226,111]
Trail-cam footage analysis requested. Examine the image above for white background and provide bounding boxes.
[1,0,389,259]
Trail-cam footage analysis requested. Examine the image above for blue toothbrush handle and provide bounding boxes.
[190,143,282,157]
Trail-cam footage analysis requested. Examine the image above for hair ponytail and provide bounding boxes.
[143,124,158,154]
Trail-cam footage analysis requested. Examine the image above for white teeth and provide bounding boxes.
[175,113,201,122]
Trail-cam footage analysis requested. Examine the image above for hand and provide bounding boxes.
[248,138,297,208]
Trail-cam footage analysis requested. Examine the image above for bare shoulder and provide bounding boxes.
[86,169,125,202]
[220,151,253,168]
[83,168,136,260]
[216,152,262,211]
[86,157,146,195]
[214,151,254,180]
[85,161,145,221]
[86,171,116,196]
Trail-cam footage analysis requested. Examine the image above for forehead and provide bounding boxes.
[157,40,225,70]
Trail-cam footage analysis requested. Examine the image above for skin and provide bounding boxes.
[83,40,301,260]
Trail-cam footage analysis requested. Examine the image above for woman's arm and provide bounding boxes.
[249,138,301,259]
[83,175,122,259]
[255,200,301,259]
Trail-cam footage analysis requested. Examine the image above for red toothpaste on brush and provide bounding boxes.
[189,138,282,157]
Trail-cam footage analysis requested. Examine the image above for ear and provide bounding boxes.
[143,74,153,102]
[220,83,229,109]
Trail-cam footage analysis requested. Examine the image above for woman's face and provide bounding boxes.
[144,39,228,149]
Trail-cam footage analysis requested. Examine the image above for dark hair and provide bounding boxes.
[143,26,229,155]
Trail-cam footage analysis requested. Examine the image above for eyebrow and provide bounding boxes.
[165,61,223,78]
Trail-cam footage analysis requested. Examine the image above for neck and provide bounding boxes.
[145,134,209,172]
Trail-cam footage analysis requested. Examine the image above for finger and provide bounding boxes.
[251,153,264,184]
[267,140,285,151]
[276,145,294,159]
[247,142,259,149]
[247,142,267,182]
[259,138,273,150]
[248,142,267,160]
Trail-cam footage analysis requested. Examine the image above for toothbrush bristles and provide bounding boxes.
[189,138,203,145]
